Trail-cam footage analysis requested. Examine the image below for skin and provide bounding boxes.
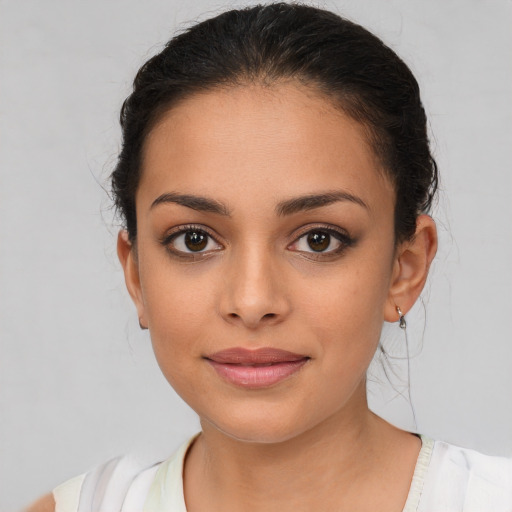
[29,82,437,511]
[118,82,437,511]
[25,494,54,512]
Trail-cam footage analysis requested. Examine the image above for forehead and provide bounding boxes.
[138,82,394,216]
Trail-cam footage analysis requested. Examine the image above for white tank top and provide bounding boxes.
[53,435,512,511]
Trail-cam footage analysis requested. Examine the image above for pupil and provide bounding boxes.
[185,231,207,251]
[307,232,330,252]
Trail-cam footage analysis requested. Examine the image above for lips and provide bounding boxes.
[205,347,309,388]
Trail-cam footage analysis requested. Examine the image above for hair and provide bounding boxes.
[111,2,438,244]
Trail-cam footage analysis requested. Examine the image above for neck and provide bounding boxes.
[183,385,415,512]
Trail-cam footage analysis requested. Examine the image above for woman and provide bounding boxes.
[28,3,512,511]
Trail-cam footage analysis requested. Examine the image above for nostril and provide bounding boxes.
[225,311,277,324]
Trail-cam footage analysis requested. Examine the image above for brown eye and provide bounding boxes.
[184,230,208,251]
[288,226,354,258]
[165,227,222,256]
[307,231,330,252]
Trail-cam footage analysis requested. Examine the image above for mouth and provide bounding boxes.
[204,347,310,388]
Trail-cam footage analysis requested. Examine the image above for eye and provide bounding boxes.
[288,226,354,257]
[303,231,333,252]
[163,226,222,257]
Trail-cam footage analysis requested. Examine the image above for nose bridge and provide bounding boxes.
[222,238,289,328]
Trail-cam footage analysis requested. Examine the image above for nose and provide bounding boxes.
[219,244,292,330]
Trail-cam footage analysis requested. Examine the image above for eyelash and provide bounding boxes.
[160,224,223,260]
[288,224,355,261]
[160,223,355,261]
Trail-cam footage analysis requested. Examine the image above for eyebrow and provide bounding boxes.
[276,191,369,216]
[150,190,368,217]
[151,193,231,216]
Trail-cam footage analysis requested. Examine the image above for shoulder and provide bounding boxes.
[24,494,55,512]
[51,455,161,512]
[429,439,512,486]
[419,438,512,511]
[50,435,196,512]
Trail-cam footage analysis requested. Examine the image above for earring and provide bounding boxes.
[396,306,406,329]
[395,305,417,428]
[139,319,148,330]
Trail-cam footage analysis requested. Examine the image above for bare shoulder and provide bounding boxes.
[24,493,55,512]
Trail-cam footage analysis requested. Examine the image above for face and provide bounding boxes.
[123,82,402,443]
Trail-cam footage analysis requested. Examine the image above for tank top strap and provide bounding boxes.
[54,455,159,512]
[144,434,199,512]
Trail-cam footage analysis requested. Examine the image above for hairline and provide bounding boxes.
[133,75,400,243]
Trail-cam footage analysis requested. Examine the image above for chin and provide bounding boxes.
[200,405,317,445]
[214,422,306,445]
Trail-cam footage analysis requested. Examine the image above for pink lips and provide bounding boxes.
[205,347,309,389]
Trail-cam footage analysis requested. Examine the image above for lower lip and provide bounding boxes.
[207,359,309,389]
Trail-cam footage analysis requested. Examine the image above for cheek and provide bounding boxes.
[300,261,391,328]
[297,259,392,367]
[140,246,217,321]
[139,260,219,375]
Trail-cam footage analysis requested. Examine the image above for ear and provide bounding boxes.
[384,215,438,323]
[117,230,148,328]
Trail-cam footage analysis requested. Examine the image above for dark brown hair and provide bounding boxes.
[111,3,438,243]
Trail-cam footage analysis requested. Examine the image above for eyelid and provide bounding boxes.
[160,224,224,258]
[159,222,353,261]
[290,223,350,240]
[287,223,355,258]
[160,223,219,243]
[290,223,352,243]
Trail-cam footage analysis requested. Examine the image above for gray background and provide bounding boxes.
[1,0,511,509]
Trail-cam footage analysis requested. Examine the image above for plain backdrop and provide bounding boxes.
[1,0,511,509]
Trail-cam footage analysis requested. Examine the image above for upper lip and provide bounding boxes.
[205,347,308,364]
